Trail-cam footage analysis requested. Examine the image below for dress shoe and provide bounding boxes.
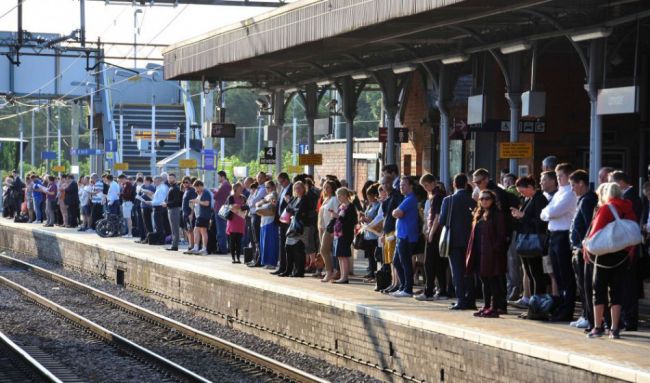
[278,272,292,277]
[290,274,304,278]
[166,247,178,251]
[449,304,466,311]
[270,270,284,275]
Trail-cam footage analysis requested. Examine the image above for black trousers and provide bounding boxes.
[229,232,243,261]
[549,231,576,318]
[622,248,640,329]
[481,275,505,309]
[277,223,289,272]
[424,239,448,297]
[134,205,145,240]
[363,239,378,274]
[91,203,103,229]
[252,215,262,264]
[285,241,305,276]
[67,203,78,227]
[521,256,546,295]
[141,207,153,238]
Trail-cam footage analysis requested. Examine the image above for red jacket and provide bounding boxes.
[589,198,637,238]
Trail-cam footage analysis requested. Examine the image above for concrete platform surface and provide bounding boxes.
[2,219,650,383]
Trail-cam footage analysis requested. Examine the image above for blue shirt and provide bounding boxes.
[396,192,419,242]
[33,179,43,202]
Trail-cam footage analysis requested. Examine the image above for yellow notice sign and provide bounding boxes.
[52,165,66,172]
[287,165,303,174]
[499,142,533,159]
[298,154,323,166]
[114,163,129,171]
[179,159,198,168]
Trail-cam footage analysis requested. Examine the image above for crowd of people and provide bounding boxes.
[2,158,647,340]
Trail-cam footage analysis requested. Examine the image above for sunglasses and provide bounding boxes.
[479,197,493,201]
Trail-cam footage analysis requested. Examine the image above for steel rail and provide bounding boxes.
[0,275,211,383]
[0,330,64,383]
[0,254,329,383]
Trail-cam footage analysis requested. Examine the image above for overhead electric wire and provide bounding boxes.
[0,1,22,21]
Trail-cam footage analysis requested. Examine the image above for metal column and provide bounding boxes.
[301,83,319,176]
[273,90,285,176]
[437,65,452,188]
[375,69,401,167]
[337,76,365,190]
[505,53,522,175]
[586,39,604,187]
[30,109,34,166]
[150,95,156,176]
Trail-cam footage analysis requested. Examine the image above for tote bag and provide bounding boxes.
[438,198,453,258]
[584,204,643,256]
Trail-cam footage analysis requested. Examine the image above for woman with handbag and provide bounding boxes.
[510,176,549,301]
[585,182,639,339]
[359,183,381,279]
[466,190,508,317]
[257,181,279,269]
[282,181,309,277]
[226,182,247,263]
[331,187,358,284]
[318,180,340,282]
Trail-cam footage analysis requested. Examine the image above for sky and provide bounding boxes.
[0,0,287,67]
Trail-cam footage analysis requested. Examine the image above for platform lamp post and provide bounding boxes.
[71,81,97,174]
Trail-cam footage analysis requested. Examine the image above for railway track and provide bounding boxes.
[0,254,328,383]
[0,329,64,383]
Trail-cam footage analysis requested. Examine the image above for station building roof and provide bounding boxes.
[163,0,650,86]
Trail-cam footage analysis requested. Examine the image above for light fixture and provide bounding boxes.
[258,89,272,96]
[351,73,370,80]
[570,27,612,42]
[441,54,469,65]
[284,87,299,93]
[499,41,531,55]
[317,80,332,87]
[392,64,417,74]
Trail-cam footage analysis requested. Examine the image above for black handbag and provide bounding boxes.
[326,218,336,234]
[515,233,546,258]
[353,231,365,250]
[375,264,392,290]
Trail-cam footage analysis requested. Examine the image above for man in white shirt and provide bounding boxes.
[105,174,121,215]
[144,176,169,236]
[540,163,577,322]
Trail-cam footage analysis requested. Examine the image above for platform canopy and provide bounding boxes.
[163,0,650,86]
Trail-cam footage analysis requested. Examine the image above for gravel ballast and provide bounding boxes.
[1,251,383,383]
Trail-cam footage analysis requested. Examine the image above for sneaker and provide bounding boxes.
[122,234,132,238]
[197,249,208,256]
[434,292,449,300]
[183,249,197,254]
[391,291,413,298]
[510,297,529,309]
[571,317,589,329]
[414,294,435,301]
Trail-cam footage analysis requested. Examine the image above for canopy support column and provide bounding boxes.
[272,90,286,176]
[336,77,366,190]
[586,39,604,188]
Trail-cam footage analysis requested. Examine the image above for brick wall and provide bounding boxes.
[400,71,433,176]
[314,138,382,194]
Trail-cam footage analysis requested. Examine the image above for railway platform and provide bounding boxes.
[1,219,649,383]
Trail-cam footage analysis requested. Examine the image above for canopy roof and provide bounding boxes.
[164,0,650,87]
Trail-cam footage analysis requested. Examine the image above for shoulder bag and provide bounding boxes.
[515,197,546,258]
[584,204,643,256]
[438,197,453,258]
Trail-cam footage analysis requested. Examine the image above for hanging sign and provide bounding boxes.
[260,147,276,164]
[298,153,323,166]
[114,163,129,171]
[179,159,198,169]
[287,165,303,174]
[52,165,66,172]
[41,151,57,160]
[499,142,533,159]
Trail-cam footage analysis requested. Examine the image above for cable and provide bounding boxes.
[142,4,189,58]
[0,1,22,22]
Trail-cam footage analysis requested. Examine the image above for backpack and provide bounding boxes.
[526,294,558,320]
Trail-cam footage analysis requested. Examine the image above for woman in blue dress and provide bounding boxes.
[257,180,279,268]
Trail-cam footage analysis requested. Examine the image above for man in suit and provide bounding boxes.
[610,170,642,330]
[439,173,477,310]
[271,172,293,275]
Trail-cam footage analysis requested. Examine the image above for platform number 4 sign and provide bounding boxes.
[260,147,276,164]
